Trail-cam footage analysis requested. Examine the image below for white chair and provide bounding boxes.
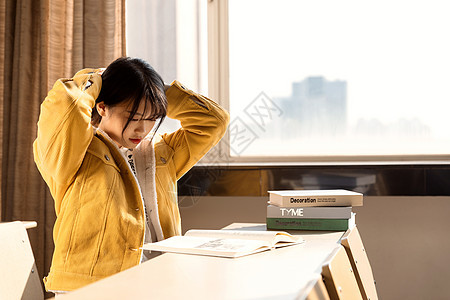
[0,221,44,300]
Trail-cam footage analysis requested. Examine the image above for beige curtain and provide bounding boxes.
[0,0,125,297]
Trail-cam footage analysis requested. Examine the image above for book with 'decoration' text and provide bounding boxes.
[267,213,356,231]
[142,229,304,258]
[268,189,363,207]
[267,204,353,219]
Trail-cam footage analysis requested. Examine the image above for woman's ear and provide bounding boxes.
[96,102,107,117]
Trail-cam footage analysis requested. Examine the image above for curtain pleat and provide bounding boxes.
[0,0,5,216]
[1,0,126,297]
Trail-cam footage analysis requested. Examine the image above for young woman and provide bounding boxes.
[33,57,229,293]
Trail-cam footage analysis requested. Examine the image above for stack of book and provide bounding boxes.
[266,189,363,231]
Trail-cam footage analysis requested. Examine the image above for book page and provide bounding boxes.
[184,230,303,248]
[142,236,270,258]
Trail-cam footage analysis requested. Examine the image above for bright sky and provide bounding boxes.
[229,0,450,138]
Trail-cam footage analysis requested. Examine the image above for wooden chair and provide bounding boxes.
[322,246,362,300]
[341,226,378,300]
[0,221,44,300]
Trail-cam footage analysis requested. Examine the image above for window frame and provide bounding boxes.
[203,0,450,166]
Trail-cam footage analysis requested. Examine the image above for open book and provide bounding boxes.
[142,229,304,258]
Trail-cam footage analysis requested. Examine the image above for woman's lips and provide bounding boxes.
[129,138,142,144]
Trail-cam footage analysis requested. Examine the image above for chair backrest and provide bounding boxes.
[0,221,44,300]
[341,226,378,300]
[322,246,362,300]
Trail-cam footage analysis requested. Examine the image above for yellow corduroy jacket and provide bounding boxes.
[33,69,229,291]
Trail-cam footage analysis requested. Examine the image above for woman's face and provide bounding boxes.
[97,99,156,149]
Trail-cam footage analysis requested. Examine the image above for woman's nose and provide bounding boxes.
[135,122,146,134]
[135,121,153,134]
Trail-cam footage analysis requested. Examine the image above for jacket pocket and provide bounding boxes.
[155,143,174,169]
[87,149,120,173]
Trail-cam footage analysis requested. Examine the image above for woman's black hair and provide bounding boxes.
[92,57,167,138]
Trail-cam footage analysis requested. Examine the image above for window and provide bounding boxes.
[127,0,450,163]
[126,0,208,134]
[211,0,450,162]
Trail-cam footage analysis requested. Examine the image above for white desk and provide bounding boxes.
[59,223,346,300]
